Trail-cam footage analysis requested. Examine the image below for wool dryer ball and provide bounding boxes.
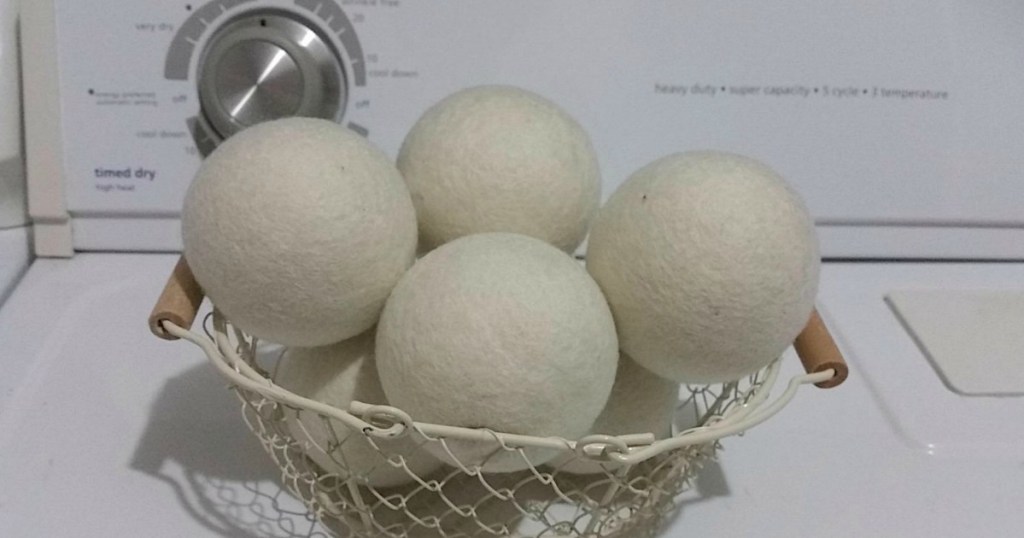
[548,353,679,475]
[376,233,619,472]
[589,354,679,440]
[274,331,442,488]
[397,85,601,253]
[181,118,418,346]
[586,151,820,384]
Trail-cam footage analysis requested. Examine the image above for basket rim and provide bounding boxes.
[161,310,833,467]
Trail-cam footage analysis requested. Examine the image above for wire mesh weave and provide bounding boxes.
[178,311,796,538]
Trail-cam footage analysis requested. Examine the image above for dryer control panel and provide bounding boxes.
[53,0,378,220]
[27,0,1024,256]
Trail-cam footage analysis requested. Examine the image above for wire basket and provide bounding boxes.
[150,257,847,538]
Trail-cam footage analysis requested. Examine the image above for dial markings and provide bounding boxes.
[187,116,219,156]
[347,122,369,137]
[165,0,256,80]
[294,0,366,86]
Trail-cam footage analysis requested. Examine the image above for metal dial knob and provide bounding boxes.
[198,12,346,140]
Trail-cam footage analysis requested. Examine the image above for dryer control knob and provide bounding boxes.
[198,12,346,140]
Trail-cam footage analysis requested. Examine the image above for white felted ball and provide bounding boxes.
[376,233,619,472]
[274,331,443,488]
[397,85,601,253]
[182,117,417,346]
[586,151,820,384]
[549,354,679,475]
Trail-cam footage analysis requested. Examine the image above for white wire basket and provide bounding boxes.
[151,257,847,538]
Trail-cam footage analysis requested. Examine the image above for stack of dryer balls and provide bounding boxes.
[180,85,820,483]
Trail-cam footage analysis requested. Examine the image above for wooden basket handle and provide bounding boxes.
[794,309,848,388]
[149,256,205,340]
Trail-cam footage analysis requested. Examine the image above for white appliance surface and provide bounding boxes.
[0,226,30,304]
[887,290,1024,396]
[0,0,26,228]
[1,255,1022,537]
[0,255,320,538]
